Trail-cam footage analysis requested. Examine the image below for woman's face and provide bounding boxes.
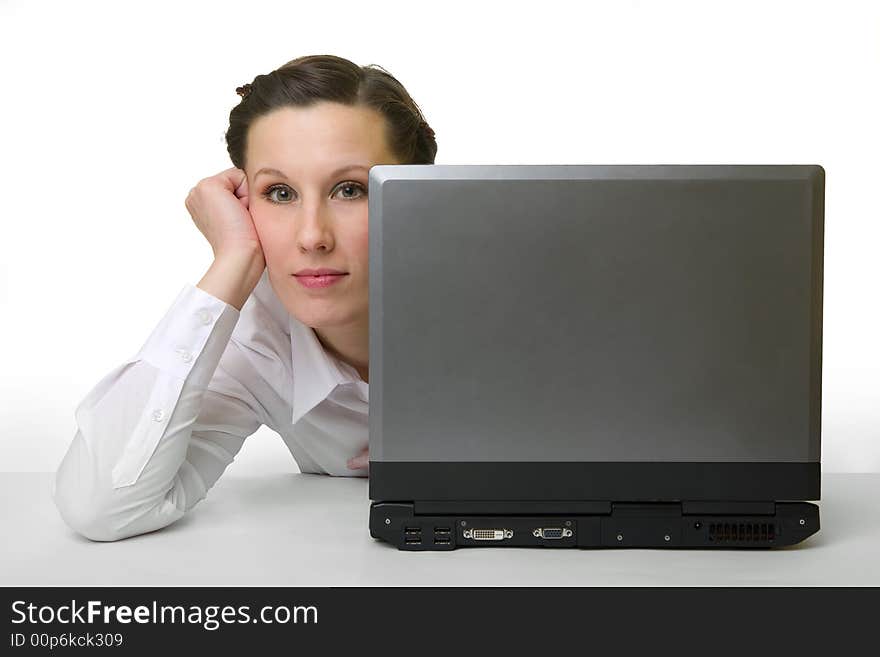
[244,101,399,330]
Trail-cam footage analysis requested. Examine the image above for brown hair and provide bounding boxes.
[226,54,437,170]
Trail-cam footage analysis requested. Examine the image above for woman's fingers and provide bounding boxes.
[347,445,369,470]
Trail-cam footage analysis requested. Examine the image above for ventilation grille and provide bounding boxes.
[708,522,775,542]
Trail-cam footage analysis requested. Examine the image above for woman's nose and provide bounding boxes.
[295,205,334,249]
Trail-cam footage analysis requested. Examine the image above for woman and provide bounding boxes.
[52,54,437,542]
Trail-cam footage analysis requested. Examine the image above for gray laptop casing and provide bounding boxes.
[366,164,823,550]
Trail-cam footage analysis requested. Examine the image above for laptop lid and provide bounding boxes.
[367,164,824,506]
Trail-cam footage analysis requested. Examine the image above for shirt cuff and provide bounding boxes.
[133,283,241,384]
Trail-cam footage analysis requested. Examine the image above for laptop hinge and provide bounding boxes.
[681,501,776,515]
[413,500,612,515]
[411,500,777,516]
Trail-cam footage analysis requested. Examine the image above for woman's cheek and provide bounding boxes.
[355,215,370,259]
[252,219,284,263]
[357,227,369,254]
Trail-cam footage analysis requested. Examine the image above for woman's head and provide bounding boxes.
[224,54,436,339]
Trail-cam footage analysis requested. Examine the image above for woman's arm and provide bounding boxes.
[52,271,264,542]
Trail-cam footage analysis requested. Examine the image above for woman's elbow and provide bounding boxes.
[54,495,125,542]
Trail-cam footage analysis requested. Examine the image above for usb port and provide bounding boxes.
[434,537,451,544]
[404,526,421,535]
[434,527,451,535]
[405,537,421,544]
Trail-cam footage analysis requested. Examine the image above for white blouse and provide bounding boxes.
[51,269,369,542]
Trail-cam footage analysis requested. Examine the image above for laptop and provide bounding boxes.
[366,164,824,550]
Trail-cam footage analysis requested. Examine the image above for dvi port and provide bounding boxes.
[463,528,513,540]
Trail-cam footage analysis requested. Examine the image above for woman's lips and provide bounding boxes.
[294,273,348,289]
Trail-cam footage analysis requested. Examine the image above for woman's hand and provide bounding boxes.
[185,167,266,262]
[347,445,369,471]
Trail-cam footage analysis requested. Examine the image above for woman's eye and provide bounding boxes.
[262,184,293,204]
[335,182,366,200]
[260,182,366,204]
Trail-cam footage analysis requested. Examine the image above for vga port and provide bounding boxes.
[462,528,513,541]
[532,527,573,539]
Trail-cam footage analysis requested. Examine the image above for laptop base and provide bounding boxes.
[369,501,820,550]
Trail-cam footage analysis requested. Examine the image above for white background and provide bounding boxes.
[0,0,877,474]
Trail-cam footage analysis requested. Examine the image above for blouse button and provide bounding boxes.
[197,310,213,325]
[152,409,165,422]
[176,348,193,363]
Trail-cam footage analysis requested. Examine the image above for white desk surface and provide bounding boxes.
[2,472,876,586]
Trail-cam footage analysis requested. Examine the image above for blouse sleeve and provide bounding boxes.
[52,283,265,541]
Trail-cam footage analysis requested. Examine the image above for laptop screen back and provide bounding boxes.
[368,165,823,471]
